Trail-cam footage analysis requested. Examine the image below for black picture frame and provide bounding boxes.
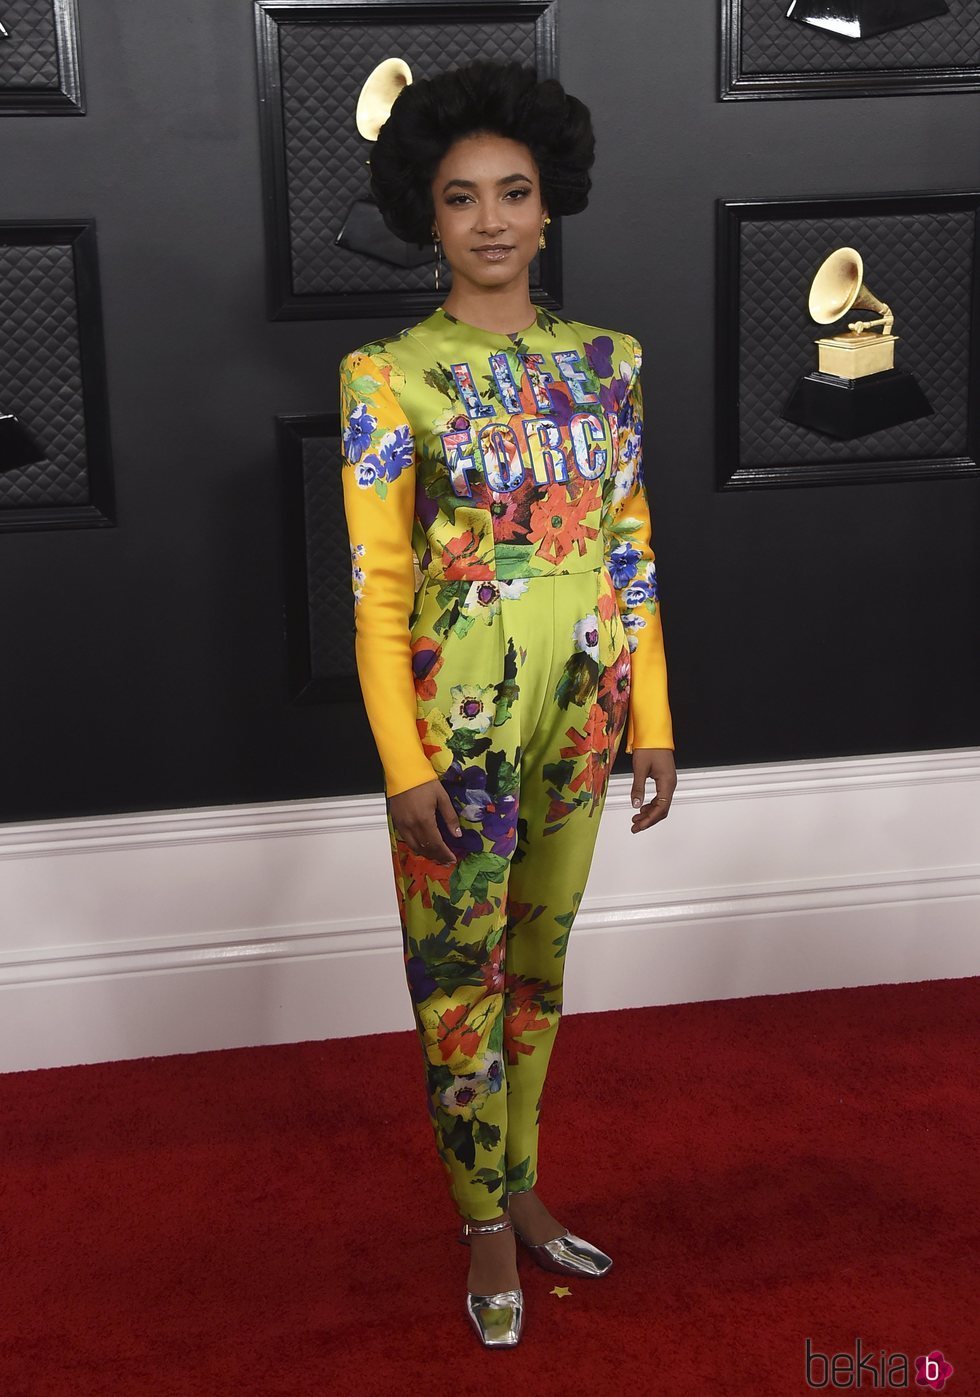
[0,220,116,531]
[0,0,84,114]
[720,0,980,100]
[715,190,980,490]
[253,0,562,321]
[276,409,362,704]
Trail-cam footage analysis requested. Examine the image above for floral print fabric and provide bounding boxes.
[338,303,674,1219]
[339,303,673,800]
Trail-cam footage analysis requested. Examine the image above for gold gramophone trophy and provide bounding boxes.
[786,0,949,40]
[334,57,435,269]
[781,246,932,439]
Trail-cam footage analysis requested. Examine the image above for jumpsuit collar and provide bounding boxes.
[427,303,556,348]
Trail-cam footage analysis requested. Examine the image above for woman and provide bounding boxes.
[339,59,677,1348]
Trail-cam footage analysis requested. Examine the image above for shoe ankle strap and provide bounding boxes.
[462,1216,512,1236]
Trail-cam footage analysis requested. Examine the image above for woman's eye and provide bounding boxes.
[446,189,531,205]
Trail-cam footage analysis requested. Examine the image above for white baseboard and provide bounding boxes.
[1,746,978,1073]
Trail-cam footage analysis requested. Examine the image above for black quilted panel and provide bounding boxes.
[0,240,90,508]
[741,0,980,74]
[303,430,357,680]
[736,208,974,467]
[279,19,538,296]
[0,0,59,88]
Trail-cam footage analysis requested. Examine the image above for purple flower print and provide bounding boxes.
[625,574,658,609]
[354,456,380,489]
[618,382,639,434]
[406,954,438,1003]
[584,335,614,380]
[608,540,642,589]
[411,638,441,686]
[378,424,413,484]
[343,402,376,464]
[442,762,519,857]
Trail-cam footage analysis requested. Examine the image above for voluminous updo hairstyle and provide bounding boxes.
[368,59,596,247]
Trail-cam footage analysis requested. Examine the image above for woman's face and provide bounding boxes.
[429,131,548,291]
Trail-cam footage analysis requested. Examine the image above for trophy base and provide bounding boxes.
[785,0,950,39]
[782,368,933,440]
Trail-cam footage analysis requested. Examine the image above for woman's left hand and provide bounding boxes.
[629,748,677,833]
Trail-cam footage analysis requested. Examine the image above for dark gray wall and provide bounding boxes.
[1,0,978,824]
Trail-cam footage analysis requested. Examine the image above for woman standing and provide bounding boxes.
[339,59,676,1348]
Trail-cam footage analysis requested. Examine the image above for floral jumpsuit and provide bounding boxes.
[339,304,673,1220]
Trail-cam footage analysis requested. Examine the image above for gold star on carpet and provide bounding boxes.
[550,1285,572,1298]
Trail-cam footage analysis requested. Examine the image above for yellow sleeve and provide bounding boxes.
[339,349,438,797]
[603,335,675,753]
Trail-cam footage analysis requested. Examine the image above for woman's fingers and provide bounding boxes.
[389,778,459,863]
[419,812,457,864]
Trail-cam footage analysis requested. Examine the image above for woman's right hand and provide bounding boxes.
[389,777,461,864]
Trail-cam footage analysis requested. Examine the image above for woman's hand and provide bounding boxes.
[630,748,677,833]
[389,777,461,864]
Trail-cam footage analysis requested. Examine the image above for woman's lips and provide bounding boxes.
[474,246,514,261]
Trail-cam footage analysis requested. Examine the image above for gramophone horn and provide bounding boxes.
[356,57,413,141]
[808,246,891,327]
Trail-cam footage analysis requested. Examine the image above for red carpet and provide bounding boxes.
[1,977,976,1396]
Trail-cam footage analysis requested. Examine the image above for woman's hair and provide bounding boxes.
[368,59,595,246]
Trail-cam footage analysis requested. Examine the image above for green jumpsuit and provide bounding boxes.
[339,304,674,1220]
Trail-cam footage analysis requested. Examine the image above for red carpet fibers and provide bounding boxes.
[0,977,977,1396]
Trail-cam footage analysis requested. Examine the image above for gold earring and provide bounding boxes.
[538,215,552,250]
[432,231,442,291]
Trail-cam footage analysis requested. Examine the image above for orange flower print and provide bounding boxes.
[434,1002,484,1064]
[481,938,505,993]
[410,635,444,701]
[598,649,630,711]
[527,488,597,566]
[440,528,493,580]
[560,703,612,810]
[488,488,531,542]
[596,573,619,622]
[392,834,455,908]
[503,978,555,1065]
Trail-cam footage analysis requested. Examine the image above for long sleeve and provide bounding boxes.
[602,335,675,753]
[339,349,438,797]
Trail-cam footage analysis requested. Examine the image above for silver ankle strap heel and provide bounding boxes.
[506,1192,613,1277]
[459,1215,524,1348]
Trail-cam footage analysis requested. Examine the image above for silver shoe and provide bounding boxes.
[460,1216,524,1348]
[513,1223,613,1277]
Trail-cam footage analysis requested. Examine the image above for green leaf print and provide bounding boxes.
[605,511,645,547]
[423,362,457,404]
[554,651,599,710]
[485,746,520,803]
[411,921,475,972]
[473,1168,505,1195]
[454,851,511,902]
[437,1108,476,1170]
[426,1061,457,1094]
[492,638,521,726]
[473,1120,502,1151]
[348,373,381,397]
[479,372,502,405]
[448,729,493,762]
[542,756,576,790]
[552,892,582,959]
[505,1156,533,1191]
[493,542,549,581]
